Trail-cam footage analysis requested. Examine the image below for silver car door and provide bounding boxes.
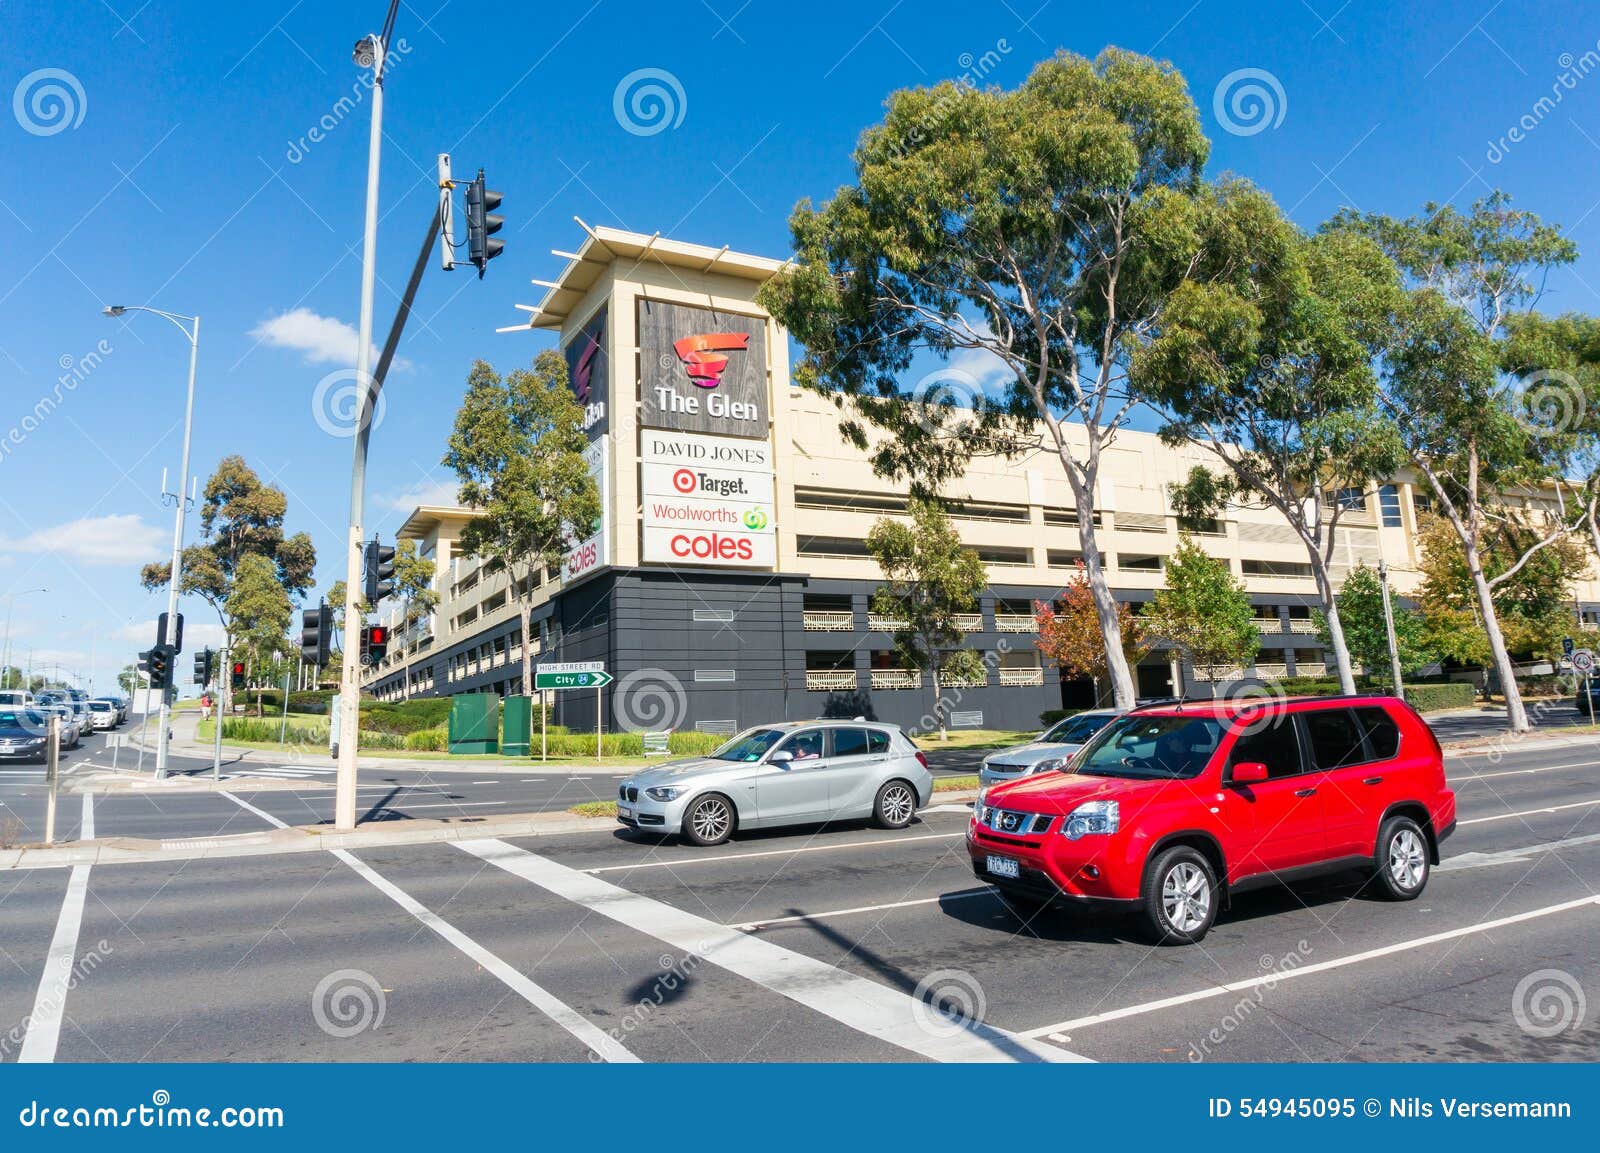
[822,726,886,815]
[755,728,831,822]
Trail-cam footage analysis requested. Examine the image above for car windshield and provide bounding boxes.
[1041,713,1114,745]
[711,728,787,762]
[1071,714,1225,780]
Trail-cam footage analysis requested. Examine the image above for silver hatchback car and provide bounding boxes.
[617,720,934,845]
[977,708,1125,799]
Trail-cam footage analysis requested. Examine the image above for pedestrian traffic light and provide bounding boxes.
[465,169,503,278]
[147,645,172,689]
[300,603,331,666]
[230,661,245,690]
[157,610,184,655]
[193,648,214,687]
[360,624,389,666]
[363,538,397,604]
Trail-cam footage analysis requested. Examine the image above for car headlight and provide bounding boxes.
[645,786,682,802]
[1029,756,1069,775]
[1061,800,1119,840]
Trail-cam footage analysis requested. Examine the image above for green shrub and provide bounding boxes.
[1404,682,1477,713]
[405,727,447,751]
[360,698,453,735]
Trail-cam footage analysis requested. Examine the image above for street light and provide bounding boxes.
[1,588,47,690]
[105,303,200,779]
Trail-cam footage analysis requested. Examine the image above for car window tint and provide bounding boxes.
[831,728,871,758]
[1302,708,1371,769]
[867,730,890,755]
[1229,715,1303,779]
[1354,708,1400,759]
[783,730,825,760]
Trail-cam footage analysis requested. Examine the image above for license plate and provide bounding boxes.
[986,854,1020,879]
[617,806,633,820]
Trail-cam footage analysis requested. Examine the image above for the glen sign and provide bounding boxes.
[534,662,613,691]
[641,429,775,568]
[639,299,768,439]
[563,308,608,438]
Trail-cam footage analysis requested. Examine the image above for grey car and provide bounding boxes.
[977,708,1125,799]
[617,720,934,845]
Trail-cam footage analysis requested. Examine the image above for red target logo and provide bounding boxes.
[672,468,697,494]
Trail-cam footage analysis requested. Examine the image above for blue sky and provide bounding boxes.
[2,0,1598,692]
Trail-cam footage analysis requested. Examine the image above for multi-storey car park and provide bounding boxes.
[362,227,1600,736]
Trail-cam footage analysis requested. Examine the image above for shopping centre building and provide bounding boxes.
[362,226,1598,735]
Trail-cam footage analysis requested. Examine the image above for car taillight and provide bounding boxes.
[915,751,929,769]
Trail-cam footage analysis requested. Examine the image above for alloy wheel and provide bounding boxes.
[1161,862,1211,932]
[691,798,730,842]
[1388,828,1427,889]
[882,784,914,824]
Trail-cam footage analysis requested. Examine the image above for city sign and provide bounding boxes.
[639,300,768,438]
[534,662,613,691]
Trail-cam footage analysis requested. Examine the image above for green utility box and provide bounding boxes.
[501,695,532,756]
[448,693,500,755]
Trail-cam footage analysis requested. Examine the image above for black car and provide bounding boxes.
[0,709,52,762]
[1575,679,1600,717]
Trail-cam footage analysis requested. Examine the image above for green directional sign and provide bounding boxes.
[534,662,613,691]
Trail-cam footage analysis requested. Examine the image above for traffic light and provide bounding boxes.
[363,538,397,604]
[230,661,246,690]
[465,169,503,278]
[157,610,184,655]
[192,648,214,687]
[360,624,389,666]
[301,603,331,666]
[147,645,172,689]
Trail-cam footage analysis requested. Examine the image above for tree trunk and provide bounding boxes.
[1464,540,1530,732]
[1312,562,1359,695]
[931,664,946,740]
[1075,511,1136,709]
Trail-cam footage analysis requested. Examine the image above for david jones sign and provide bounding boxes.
[640,429,775,568]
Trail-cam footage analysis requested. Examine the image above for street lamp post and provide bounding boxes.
[1,588,47,690]
[104,304,200,779]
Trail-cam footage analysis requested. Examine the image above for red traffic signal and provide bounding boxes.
[361,625,390,666]
[230,661,246,689]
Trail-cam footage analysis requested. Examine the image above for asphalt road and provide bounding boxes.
[1,735,1596,1062]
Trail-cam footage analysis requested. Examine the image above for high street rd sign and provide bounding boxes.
[535,662,613,690]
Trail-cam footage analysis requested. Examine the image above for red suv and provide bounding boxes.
[968,696,1456,944]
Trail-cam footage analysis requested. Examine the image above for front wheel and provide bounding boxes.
[681,793,735,846]
[1139,846,1219,945]
[872,779,917,829]
[1371,816,1429,900]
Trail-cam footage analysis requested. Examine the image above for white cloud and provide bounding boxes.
[249,308,409,370]
[380,476,461,512]
[944,317,1013,386]
[4,515,167,566]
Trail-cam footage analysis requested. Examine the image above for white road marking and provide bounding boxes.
[922,803,976,814]
[732,887,991,931]
[585,831,963,874]
[1454,758,1600,783]
[377,800,505,811]
[218,793,634,1062]
[1459,797,1600,826]
[456,837,1082,1063]
[1442,829,1600,870]
[80,792,93,840]
[17,864,91,1063]
[1020,893,1600,1042]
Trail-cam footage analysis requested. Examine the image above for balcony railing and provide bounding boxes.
[1294,661,1327,676]
[953,612,983,632]
[868,614,908,632]
[871,669,922,690]
[802,610,854,631]
[940,673,987,688]
[1251,618,1284,632]
[998,668,1044,687]
[1254,663,1289,679]
[1192,666,1245,682]
[805,670,859,691]
[994,613,1036,633]
[1288,619,1320,634]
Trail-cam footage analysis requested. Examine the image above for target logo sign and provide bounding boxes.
[672,468,697,494]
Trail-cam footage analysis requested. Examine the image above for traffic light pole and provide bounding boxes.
[213,641,226,781]
[156,316,199,780]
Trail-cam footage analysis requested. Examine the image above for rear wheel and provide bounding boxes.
[1139,846,1218,945]
[1370,815,1429,900]
[873,779,917,829]
[681,793,735,846]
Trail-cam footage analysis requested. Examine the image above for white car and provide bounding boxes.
[978,708,1126,799]
[86,699,117,730]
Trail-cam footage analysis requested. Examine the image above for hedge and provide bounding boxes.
[1403,682,1476,713]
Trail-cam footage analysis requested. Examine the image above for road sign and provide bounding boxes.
[535,664,613,690]
[1563,636,1575,657]
[1572,648,1594,675]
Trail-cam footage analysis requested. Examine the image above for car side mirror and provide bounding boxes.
[1231,761,1269,784]
[770,749,794,764]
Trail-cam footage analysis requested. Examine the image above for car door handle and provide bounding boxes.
[1294,787,1317,797]
[1362,776,1383,786]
